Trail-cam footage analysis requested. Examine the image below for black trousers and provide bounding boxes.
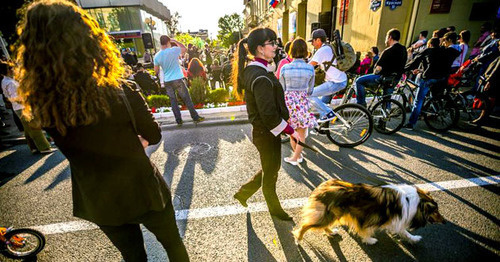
[236,127,286,213]
[98,198,189,262]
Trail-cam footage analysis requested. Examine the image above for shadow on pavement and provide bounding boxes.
[246,213,277,262]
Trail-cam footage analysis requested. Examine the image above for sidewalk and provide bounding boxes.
[154,105,249,130]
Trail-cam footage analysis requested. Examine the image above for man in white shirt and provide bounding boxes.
[308,29,348,122]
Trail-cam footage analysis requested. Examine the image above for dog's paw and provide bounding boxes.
[407,235,422,244]
[362,237,378,245]
[325,228,339,237]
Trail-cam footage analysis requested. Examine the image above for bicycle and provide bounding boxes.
[312,102,373,148]
[394,73,460,132]
[340,73,406,135]
[0,226,45,260]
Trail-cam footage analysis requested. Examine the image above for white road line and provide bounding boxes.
[32,175,500,235]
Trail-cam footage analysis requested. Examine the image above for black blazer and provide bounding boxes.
[45,84,170,226]
[243,62,289,135]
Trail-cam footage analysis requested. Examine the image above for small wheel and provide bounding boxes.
[325,103,373,148]
[2,229,45,259]
[423,95,459,132]
[370,98,406,135]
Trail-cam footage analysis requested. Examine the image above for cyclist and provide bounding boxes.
[403,37,459,130]
[355,29,407,108]
[307,29,348,122]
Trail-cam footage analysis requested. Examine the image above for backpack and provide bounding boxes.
[323,30,356,72]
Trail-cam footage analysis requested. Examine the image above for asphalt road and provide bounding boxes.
[0,120,499,262]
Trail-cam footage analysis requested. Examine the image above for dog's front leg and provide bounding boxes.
[400,230,422,243]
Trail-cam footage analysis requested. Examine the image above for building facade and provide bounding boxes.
[243,0,498,56]
[76,0,171,57]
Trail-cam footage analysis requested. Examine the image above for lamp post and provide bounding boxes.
[144,17,156,52]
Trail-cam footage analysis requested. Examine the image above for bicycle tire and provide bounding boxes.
[370,98,406,135]
[423,95,460,132]
[2,228,45,259]
[325,103,373,148]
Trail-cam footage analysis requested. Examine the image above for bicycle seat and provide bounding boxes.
[375,73,399,88]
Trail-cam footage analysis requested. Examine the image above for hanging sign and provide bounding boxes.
[370,0,382,11]
[385,0,402,10]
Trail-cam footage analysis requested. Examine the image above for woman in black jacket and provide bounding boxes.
[15,1,188,261]
[232,28,300,221]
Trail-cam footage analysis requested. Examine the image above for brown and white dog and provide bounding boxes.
[293,179,445,245]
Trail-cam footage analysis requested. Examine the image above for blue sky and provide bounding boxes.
[160,0,245,38]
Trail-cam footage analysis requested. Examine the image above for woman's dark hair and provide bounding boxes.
[459,30,471,44]
[289,38,308,59]
[428,37,440,48]
[420,30,428,38]
[284,41,291,54]
[371,46,379,55]
[232,27,277,98]
[188,58,205,77]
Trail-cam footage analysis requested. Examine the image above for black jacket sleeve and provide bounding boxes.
[124,85,162,145]
[252,77,284,131]
[405,49,425,71]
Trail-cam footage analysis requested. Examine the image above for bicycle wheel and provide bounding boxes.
[370,98,406,135]
[325,103,373,148]
[423,95,460,132]
[2,229,45,259]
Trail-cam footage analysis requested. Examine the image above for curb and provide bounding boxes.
[160,118,249,131]
[153,105,246,119]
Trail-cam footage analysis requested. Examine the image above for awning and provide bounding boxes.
[76,0,171,20]
[108,30,142,39]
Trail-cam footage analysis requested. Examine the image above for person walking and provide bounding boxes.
[154,35,204,126]
[232,27,300,221]
[15,1,189,261]
[0,61,55,154]
[279,38,316,165]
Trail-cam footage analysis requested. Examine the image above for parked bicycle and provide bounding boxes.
[0,226,45,260]
[340,73,406,135]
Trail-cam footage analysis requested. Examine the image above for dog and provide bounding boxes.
[293,179,445,245]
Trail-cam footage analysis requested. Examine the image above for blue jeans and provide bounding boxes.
[309,80,347,117]
[355,74,395,107]
[407,78,444,126]
[164,79,200,123]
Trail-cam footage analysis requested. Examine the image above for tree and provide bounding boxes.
[166,11,181,36]
[217,13,243,48]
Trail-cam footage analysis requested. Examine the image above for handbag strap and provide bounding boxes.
[118,87,137,134]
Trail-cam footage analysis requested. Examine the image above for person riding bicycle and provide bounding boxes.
[403,37,460,130]
[307,29,348,122]
[355,29,407,108]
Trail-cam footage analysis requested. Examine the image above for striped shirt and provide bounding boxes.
[278,59,315,94]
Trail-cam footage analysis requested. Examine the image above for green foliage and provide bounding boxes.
[176,33,195,47]
[189,77,209,104]
[208,88,229,103]
[217,13,243,48]
[146,95,170,108]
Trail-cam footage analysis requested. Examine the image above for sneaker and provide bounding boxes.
[176,120,183,126]
[194,116,205,124]
[317,111,335,123]
[284,157,299,166]
[39,148,58,154]
[403,123,414,130]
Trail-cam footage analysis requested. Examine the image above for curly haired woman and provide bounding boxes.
[15,1,189,261]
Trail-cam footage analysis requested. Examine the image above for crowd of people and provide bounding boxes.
[0,0,499,261]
